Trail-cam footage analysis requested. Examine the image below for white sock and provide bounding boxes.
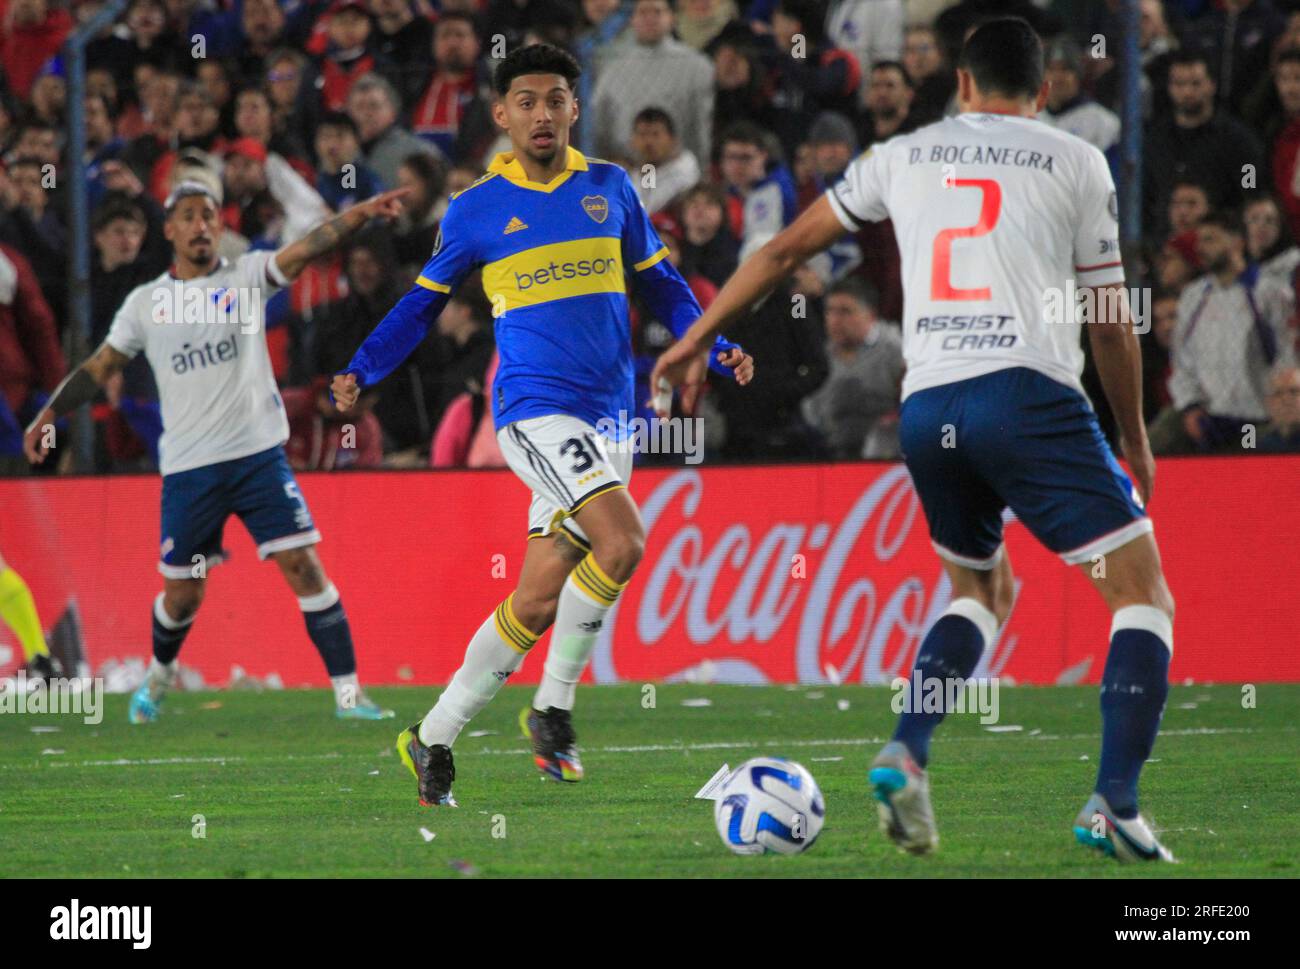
[419,595,538,747]
[146,658,176,702]
[533,554,627,712]
[331,672,361,709]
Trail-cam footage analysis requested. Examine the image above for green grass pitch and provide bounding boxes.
[1,683,1294,878]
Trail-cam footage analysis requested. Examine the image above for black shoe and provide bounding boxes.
[520,706,584,782]
[397,724,457,807]
[24,653,61,684]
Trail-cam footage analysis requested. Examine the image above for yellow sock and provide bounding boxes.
[0,566,49,662]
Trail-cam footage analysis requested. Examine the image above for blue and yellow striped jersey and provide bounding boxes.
[343,146,740,431]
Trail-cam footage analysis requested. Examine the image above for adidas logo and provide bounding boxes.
[504,216,528,234]
[578,620,603,632]
[493,670,514,682]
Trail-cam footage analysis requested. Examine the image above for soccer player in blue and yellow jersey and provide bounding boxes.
[333,44,753,807]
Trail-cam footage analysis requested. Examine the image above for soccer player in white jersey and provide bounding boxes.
[655,18,1177,862]
[23,181,409,723]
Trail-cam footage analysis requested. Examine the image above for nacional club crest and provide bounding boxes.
[581,195,609,223]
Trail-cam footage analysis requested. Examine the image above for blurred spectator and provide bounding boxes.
[222,136,331,246]
[901,24,953,124]
[591,0,715,165]
[196,60,236,139]
[307,0,386,114]
[0,0,72,101]
[238,0,291,84]
[574,0,634,154]
[1143,50,1263,237]
[800,278,904,459]
[392,152,447,277]
[315,111,382,211]
[84,94,126,208]
[677,181,740,288]
[432,350,506,468]
[717,121,796,260]
[266,49,321,163]
[1141,289,1179,421]
[677,0,736,52]
[148,81,228,200]
[0,154,66,327]
[825,0,903,100]
[1268,48,1300,242]
[7,120,60,168]
[120,69,181,186]
[348,72,445,189]
[1150,211,1296,454]
[1180,0,1285,118]
[0,240,64,469]
[861,61,918,148]
[427,274,496,436]
[26,59,66,127]
[1095,0,1178,120]
[1244,194,1300,295]
[629,106,700,215]
[370,0,435,110]
[408,12,496,166]
[234,85,312,177]
[1258,363,1300,452]
[1040,36,1120,163]
[1168,178,1210,236]
[764,0,861,158]
[708,27,776,138]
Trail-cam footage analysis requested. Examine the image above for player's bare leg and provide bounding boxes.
[871,552,1015,854]
[1073,532,1176,861]
[271,545,392,720]
[519,488,646,780]
[130,576,205,723]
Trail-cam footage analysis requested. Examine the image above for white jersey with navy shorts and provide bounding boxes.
[105,250,321,577]
[826,113,1152,569]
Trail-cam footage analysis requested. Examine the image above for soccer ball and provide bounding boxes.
[714,757,825,855]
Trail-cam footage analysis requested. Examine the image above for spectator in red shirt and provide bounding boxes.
[1269,48,1300,241]
[408,12,495,166]
[0,0,72,101]
[0,241,64,466]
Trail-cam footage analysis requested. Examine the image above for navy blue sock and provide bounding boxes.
[892,610,988,768]
[152,597,193,665]
[303,597,357,677]
[1096,626,1170,819]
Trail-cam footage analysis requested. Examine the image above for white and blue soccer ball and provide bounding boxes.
[714,757,825,855]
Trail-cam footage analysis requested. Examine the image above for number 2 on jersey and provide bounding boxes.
[931,178,1002,301]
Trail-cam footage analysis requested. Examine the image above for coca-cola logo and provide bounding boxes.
[592,465,1019,684]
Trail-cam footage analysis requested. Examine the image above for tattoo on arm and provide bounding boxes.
[42,342,129,420]
[277,209,367,279]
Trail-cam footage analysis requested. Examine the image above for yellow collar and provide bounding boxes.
[487,145,588,192]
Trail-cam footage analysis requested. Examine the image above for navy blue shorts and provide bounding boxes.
[158,446,319,578]
[899,367,1151,569]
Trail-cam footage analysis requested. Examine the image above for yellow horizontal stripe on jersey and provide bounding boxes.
[480,237,625,314]
[416,275,452,294]
[633,246,670,272]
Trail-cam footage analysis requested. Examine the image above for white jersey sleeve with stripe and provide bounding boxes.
[826,113,1127,400]
[105,249,292,475]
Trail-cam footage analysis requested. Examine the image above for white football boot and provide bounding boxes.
[1073,793,1175,862]
[869,741,939,855]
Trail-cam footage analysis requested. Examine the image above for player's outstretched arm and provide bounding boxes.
[274,188,410,282]
[652,195,845,410]
[1087,283,1155,504]
[22,341,131,464]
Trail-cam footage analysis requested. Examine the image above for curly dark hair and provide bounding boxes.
[493,43,581,97]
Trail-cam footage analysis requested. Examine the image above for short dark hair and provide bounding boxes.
[1276,48,1300,72]
[872,60,913,89]
[318,110,359,138]
[828,276,879,311]
[493,43,581,97]
[957,17,1044,99]
[1167,48,1213,78]
[399,151,447,199]
[634,106,675,136]
[718,120,767,151]
[93,194,146,232]
[1199,208,1243,236]
[1170,177,1209,197]
[777,0,826,46]
[435,10,480,37]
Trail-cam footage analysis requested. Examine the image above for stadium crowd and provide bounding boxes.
[1,0,1299,474]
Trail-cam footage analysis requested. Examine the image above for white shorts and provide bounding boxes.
[497,415,634,550]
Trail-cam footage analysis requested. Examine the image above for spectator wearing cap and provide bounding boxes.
[677,182,739,289]
[628,107,700,215]
[1150,210,1297,454]
[1258,364,1300,453]
[591,0,715,166]
[800,277,903,460]
[408,12,496,167]
[26,57,66,127]
[825,0,903,102]
[0,240,63,471]
[901,24,953,125]
[861,61,919,148]
[0,0,72,101]
[222,135,331,246]
[763,0,862,160]
[1269,49,1300,242]
[348,73,445,190]
[1143,50,1264,238]
[369,0,435,110]
[315,111,382,211]
[1040,36,1120,165]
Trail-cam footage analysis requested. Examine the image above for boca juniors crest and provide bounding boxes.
[581,195,609,223]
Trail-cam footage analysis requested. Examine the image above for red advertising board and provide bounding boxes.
[1,456,1296,686]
